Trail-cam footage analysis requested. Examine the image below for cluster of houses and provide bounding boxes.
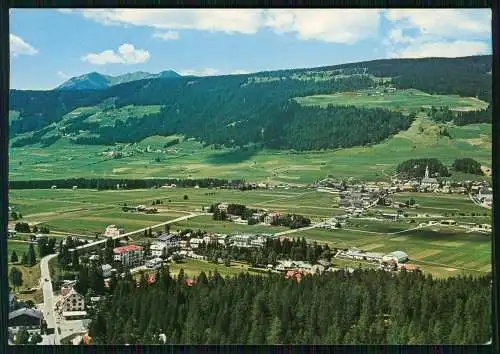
[90,231,275,275]
[334,248,418,271]
[215,202,282,226]
[390,168,492,196]
[334,248,419,272]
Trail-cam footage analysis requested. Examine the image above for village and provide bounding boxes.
[6,165,493,345]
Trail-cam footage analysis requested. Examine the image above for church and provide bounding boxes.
[420,165,439,188]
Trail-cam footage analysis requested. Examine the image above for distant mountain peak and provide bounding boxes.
[56,70,181,91]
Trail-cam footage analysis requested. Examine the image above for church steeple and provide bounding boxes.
[425,165,429,179]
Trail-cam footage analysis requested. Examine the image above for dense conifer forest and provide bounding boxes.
[9,55,491,150]
[88,268,491,344]
[396,159,451,179]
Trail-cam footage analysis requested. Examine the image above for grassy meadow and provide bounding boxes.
[9,114,491,184]
[295,88,489,113]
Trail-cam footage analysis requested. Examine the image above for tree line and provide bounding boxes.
[396,158,451,179]
[88,267,491,344]
[9,177,245,190]
[428,105,491,125]
[196,237,332,267]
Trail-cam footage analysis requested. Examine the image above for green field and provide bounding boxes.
[295,88,489,113]
[9,111,491,184]
[8,240,35,261]
[8,240,43,303]
[9,188,333,236]
[170,215,287,235]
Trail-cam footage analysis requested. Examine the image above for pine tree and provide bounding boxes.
[15,327,30,344]
[10,250,18,263]
[26,244,36,267]
[9,267,23,290]
[266,316,282,344]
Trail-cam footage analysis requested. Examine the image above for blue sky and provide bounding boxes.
[10,9,492,90]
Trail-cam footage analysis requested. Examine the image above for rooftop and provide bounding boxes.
[113,244,144,254]
[9,307,43,320]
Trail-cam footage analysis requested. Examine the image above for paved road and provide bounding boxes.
[40,253,60,345]
[74,212,210,253]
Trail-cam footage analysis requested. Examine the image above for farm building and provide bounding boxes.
[440,220,457,226]
[8,229,16,238]
[382,251,409,264]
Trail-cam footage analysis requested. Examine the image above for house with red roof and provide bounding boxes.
[285,269,305,283]
[113,244,144,267]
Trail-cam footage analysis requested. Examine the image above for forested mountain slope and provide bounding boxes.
[8,55,491,151]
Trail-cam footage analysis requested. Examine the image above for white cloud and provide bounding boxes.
[230,69,251,75]
[57,71,71,79]
[388,28,414,44]
[81,43,150,65]
[265,9,381,44]
[385,9,490,39]
[152,30,179,40]
[384,9,491,58]
[179,68,220,76]
[10,34,38,57]
[391,40,490,59]
[178,68,254,76]
[61,9,382,44]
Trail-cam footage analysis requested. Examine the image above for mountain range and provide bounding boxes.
[56,70,181,90]
[9,55,492,151]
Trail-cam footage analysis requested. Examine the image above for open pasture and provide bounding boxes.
[9,114,491,184]
[295,88,488,112]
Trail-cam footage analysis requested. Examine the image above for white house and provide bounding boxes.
[478,186,493,203]
[156,234,180,249]
[382,251,409,264]
[189,238,204,249]
[217,203,229,213]
[56,288,85,314]
[101,264,112,278]
[104,225,125,237]
[149,244,163,257]
[264,213,281,225]
[113,245,144,267]
[146,258,163,268]
[231,234,253,248]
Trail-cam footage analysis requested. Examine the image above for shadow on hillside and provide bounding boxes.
[206,148,258,165]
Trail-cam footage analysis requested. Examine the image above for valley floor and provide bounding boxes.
[8,187,492,279]
[8,116,491,184]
